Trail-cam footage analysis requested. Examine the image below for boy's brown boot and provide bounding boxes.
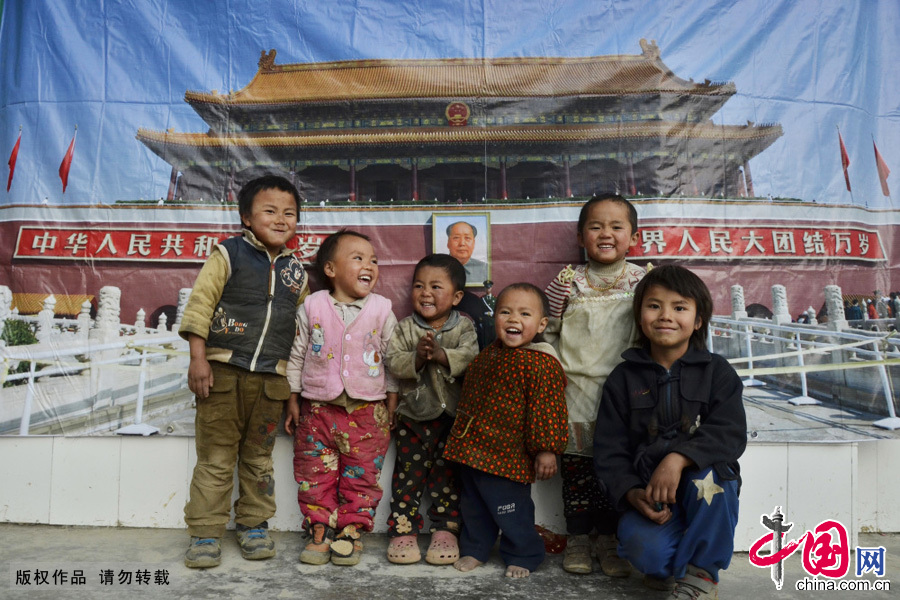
[562,534,593,574]
[594,534,632,577]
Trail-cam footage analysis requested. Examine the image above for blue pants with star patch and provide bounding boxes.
[617,466,739,582]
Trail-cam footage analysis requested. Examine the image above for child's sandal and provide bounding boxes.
[300,523,334,565]
[331,525,363,566]
[425,530,459,565]
[387,534,421,564]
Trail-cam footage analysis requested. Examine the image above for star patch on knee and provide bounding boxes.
[693,471,724,505]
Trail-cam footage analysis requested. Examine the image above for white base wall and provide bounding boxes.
[2,435,898,550]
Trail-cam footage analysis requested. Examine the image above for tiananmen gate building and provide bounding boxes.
[135,39,782,204]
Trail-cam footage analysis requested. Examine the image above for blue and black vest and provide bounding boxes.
[206,234,306,373]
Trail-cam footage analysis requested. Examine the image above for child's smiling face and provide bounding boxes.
[324,235,379,303]
[639,284,701,369]
[578,200,638,264]
[240,188,298,256]
[494,288,548,349]
[412,265,463,328]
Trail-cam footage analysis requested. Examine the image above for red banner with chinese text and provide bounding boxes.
[14,227,328,263]
[632,225,884,261]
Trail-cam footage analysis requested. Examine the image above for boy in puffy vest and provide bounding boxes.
[179,175,308,568]
[285,229,399,566]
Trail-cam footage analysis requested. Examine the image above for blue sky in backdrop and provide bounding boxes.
[0,0,898,207]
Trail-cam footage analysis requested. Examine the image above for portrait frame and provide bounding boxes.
[432,212,491,288]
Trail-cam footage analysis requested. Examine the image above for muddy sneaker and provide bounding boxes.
[669,565,718,599]
[644,574,677,591]
[594,534,632,577]
[236,522,276,560]
[562,534,593,574]
[300,523,334,565]
[331,525,363,566]
[184,537,221,568]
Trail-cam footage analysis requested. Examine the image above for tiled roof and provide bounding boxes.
[12,294,93,316]
[185,42,734,105]
[136,121,781,149]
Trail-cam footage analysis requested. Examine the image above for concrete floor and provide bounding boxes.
[2,525,895,599]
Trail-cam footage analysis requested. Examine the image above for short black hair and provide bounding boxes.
[496,283,551,344]
[413,254,466,293]
[577,193,638,236]
[632,265,713,351]
[446,221,477,237]
[237,175,302,220]
[497,282,551,319]
[315,229,370,291]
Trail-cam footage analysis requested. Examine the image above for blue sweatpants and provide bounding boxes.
[458,465,545,571]
[617,466,739,582]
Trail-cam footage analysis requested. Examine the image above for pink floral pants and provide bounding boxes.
[292,399,390,532]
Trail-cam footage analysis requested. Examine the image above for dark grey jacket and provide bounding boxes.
[593,346,746,511]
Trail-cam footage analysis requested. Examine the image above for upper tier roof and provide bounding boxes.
[184,40,735,106]
[136,120,783,166]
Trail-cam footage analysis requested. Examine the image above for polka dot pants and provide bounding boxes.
[387,414,461,537]
[561,454,619,535]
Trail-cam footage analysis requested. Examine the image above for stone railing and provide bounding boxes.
[0,285,192,342]
[0,284,193,436]
[716,283,900,430]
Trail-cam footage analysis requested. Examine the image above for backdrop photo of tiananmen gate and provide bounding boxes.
[1,1,898,437]
[134,42,782,205]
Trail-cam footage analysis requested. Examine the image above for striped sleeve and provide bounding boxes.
[544,266,574,319]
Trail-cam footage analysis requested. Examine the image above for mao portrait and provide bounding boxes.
[432,213,490,287]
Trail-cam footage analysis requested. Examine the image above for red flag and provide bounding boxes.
[838,131,851,192]
[874,142,891,197]
[59,127,77,193]
[7,129,21,192]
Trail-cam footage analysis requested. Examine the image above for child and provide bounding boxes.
[179,175,307,568]
[284,229,399,567]
[593,265,745,598]
[383,254,479,564]
[443,283,568,579]
[543,193,645,576]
